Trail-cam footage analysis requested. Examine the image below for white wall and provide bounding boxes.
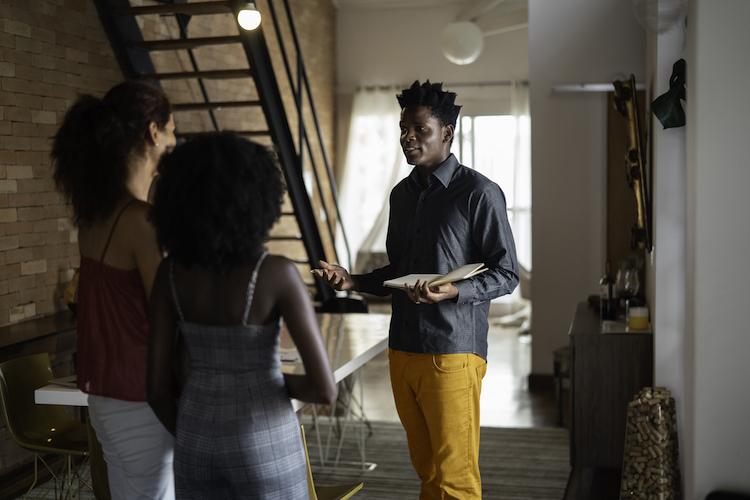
[650,12,688,492]
[684,1,750,496]
[528,0,645,375]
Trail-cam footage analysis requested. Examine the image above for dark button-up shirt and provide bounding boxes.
[356,154,519,360]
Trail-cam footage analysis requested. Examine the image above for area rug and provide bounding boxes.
[15,421,569,500]
[307,420,571,500]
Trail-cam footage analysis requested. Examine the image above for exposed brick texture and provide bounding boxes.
[0,0,335,326]
[0,0,336,482]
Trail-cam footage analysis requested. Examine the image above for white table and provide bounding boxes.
[36,313,389,406]
[35,313,391,468]
[35,376,89,406]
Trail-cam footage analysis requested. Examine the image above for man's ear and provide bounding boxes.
[443,124,455,143]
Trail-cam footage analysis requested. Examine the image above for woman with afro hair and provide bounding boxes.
[147,131,337,499]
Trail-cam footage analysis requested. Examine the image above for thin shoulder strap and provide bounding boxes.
[242,250,269,326]
[169,259,186,323]
[100,199,138,262]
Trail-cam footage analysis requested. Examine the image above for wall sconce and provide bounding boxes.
[237,2,261,31]
[440,21,484,65]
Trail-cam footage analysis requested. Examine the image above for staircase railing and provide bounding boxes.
[92,0,357,308]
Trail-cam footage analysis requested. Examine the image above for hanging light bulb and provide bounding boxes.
[237,2,261,31]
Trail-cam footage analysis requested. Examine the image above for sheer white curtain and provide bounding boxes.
[335,86,409,273]
[504,81,532,324]
[511,81,531,274]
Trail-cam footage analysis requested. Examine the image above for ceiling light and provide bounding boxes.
[237,2,261,31]
[440,21,484,66]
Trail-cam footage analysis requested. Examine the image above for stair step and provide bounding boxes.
[176,130,269,140]
[234,130,270,137]
[139,69,252,81]
[114,1,232,17]
[129,36,240,51]
[172,100,261,112]
[269,235,303,241]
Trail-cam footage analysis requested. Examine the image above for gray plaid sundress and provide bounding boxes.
[170,251,308,499]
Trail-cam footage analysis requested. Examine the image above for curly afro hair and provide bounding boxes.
[396,80,462,129]
[150,132,286,275]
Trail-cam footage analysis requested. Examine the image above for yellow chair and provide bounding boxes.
[0,353,90,499]
[301,425,363,500]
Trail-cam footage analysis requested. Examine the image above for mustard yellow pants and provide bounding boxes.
[389,348,487,500]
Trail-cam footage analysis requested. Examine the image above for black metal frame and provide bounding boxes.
[93,0,159,85]
[229,1,334,304]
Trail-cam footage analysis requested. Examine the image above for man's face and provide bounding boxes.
[400,105,452,169]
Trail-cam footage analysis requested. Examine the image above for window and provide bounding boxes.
[455,115,531,272]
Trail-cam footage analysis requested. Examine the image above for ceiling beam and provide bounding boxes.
[456,0,508,22]
[475,8,528,36]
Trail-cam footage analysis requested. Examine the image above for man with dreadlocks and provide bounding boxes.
[314,80,518,499]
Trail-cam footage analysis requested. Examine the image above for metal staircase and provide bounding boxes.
[93,0,362,311]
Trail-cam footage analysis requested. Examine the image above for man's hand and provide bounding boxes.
[311,260,358,291]
[404,280,458,305]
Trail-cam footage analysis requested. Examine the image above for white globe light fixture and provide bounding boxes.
[631,0,686,34]
[440,21,484,65]
[237,2,261,31]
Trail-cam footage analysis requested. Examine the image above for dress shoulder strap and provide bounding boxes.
[169,259,186,323]
[242,250,269,326]
[100,199,138,262]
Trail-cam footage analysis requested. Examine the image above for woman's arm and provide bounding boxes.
[275,259,337,405]
[147,260,180,436]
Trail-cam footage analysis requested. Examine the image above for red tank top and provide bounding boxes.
[76,200,150,402]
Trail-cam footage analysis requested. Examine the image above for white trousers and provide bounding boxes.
[88,395,175,500]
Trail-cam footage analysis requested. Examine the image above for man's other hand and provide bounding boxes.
[311,260,358,291]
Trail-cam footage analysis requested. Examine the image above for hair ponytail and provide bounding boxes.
[51,82,171,227]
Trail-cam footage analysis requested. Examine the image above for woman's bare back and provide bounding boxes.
[77,197,161,299]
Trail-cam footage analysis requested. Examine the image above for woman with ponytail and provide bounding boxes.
[51,81,176,500]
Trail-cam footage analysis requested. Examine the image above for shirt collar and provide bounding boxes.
[407,154,460,190]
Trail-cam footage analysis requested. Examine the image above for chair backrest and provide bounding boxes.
[0,353,79,447]
[300,425,363,500]
[300,425,318,500]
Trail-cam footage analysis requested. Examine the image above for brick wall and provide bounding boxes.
[0,0,123,330]
[0,0,336,483]
[0,0,336,328]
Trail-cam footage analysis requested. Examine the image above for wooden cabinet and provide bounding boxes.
[566,301,653,497]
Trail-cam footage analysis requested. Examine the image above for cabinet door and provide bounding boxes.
[572,333,653,468]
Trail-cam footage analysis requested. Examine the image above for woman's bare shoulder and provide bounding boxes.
[116,199,159,256]
[119,199,155,232]
[258,254,310,287]
[261,254,298,275]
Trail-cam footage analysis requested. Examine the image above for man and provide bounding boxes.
[313,80,518,499]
